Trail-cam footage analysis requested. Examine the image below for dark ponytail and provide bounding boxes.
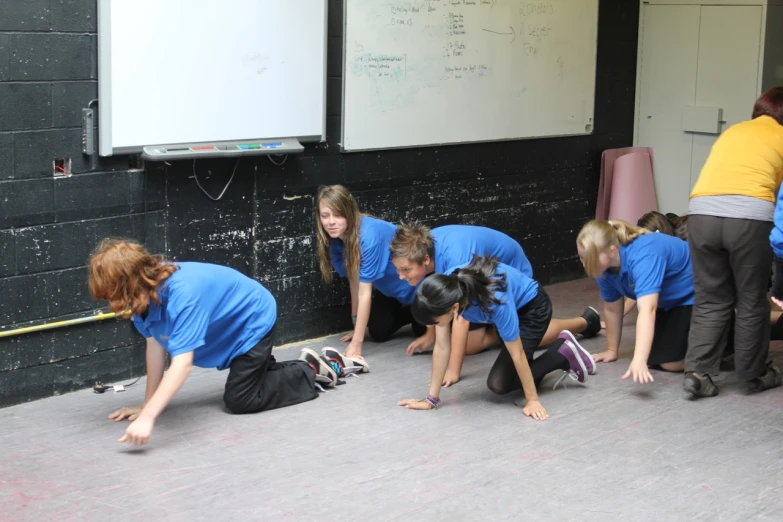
[411,255,505,325]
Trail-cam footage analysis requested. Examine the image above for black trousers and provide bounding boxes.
[686,215,772,380]
[223,325,318,414]
[367,290,427,342]
[486,288,569,394]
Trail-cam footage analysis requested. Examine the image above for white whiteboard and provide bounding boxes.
[98,0,327,156]
[342,0,598,151]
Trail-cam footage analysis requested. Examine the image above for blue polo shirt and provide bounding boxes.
[772,187,783,258]
[132,262,277,370]
[596,233,694,310]
[445,262,539,342]
[330,215,416,304]
[433,225,533,278]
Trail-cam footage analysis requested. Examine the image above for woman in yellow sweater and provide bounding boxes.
[684,87,783,398]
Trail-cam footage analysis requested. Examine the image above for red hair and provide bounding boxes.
[89,239,176,316]
[752,87,783,125]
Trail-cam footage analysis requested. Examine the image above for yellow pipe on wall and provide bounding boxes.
[0,310,131,339]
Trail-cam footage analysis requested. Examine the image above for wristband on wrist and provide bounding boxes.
[351,315,357,325]
[425,394,440,408]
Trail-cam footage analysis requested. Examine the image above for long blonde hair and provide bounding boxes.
[315,185,361,283]
[576,219,649,277]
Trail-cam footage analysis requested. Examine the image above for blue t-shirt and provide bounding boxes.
[445,262,539,343]
[132,262,277,370]
[330,215,416,304]
[432,225,533,277]
[771,186,783,258]
[596,233,694,310]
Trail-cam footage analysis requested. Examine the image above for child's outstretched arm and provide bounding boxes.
[399,321,452,410]
[108,336,167,422]
[117,350,194,445]
[442,315,470,387]
[595,298,624,362]
[505,338,548,420]
[622,293,657,384]
[344,280,373,358]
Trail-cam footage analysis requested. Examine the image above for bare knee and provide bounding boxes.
[466,327,500,355]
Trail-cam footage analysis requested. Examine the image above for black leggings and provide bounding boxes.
[367,290,427,342]
[486,289,570,395]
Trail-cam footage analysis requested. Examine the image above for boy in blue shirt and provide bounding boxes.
[390,223,600,385]
[88,239,362,446]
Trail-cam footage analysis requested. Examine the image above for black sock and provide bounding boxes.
[530,339,569,386]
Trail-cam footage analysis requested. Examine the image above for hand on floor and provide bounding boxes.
[108,405,143,422]
[398,398,434,410]
[340,331,354,343]
[442,371,460,387]
[406,332,435,356]
[522,400,548,421]
[622,359,654,384]
[118,416,155,445]
[593,350,618,363]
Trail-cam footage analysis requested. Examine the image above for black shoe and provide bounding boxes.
[581,307,601,338]
[748,362,782,393]
[683,372,719,398]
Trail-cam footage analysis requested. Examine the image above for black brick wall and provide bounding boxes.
[0,1,163,407]
[0,0,640,408]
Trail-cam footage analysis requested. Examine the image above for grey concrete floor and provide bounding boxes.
[2,278,782,521]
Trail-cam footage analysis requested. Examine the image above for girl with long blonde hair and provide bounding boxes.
[316,185,417,359]
[577,219,693,383]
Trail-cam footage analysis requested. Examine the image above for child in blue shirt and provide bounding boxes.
[316,185,418,359]
[576,220,693,384]
[398,255,594,420]
[88,239,360,446]
[390,222,601,385]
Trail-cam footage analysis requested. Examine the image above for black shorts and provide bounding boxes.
[648,305,691,366]
[463,290,552,352]
[517,288,553,357]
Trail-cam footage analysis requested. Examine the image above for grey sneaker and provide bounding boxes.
[321,347,370,374]
[683,372,718,398]
[581,307,601,338]
[748,362,782,393]
[299,348,337,388]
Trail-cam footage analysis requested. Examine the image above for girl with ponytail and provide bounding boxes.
[398,255,595,420]
[576,219,693,384]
